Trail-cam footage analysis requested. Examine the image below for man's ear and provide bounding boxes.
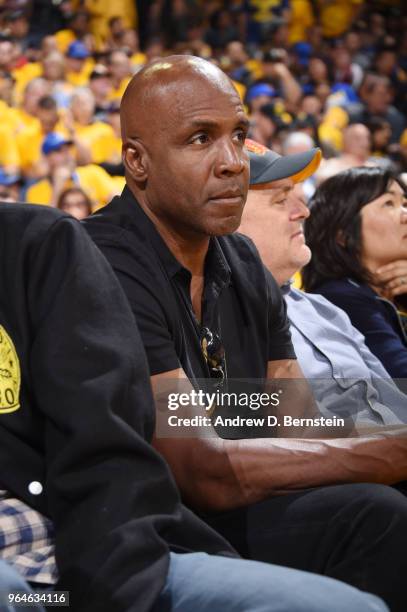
[123,139,148,183]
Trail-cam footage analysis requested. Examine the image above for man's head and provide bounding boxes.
[70,87,95,125]
[42,51,66,82]
[42,132,74,172]
[36,95,59,133]
[108,50,132,83]
[89,65,112,101]
[0,39,15,70]
[342,123,371,160]
[121,55,250,238]
[4,9,29,40]
[239,141,321,284]
[22,78,51,115]
[360,74,392,115]
[66,41,90,74]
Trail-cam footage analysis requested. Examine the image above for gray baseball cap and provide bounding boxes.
[246,138,321,187]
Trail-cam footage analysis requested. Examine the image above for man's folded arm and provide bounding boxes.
[152,365,407,513]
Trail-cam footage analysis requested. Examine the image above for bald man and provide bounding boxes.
[316,123,372,183]
[84,56,403,609]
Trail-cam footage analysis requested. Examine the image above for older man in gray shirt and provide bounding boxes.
[240,141,407,431]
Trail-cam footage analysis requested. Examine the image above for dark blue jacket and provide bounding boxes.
[314,278,407,380]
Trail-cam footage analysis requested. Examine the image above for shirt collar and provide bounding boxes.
[120,186,231,285]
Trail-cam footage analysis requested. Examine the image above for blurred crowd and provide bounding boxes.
[0,0,405,215]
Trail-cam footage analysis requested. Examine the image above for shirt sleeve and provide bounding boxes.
[265,268,296,362]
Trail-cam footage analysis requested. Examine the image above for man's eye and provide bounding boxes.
[383,200,395,207]
[233,129,246,143]
[190,133,210,145]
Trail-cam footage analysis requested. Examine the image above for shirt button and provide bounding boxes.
[28,481,43,495]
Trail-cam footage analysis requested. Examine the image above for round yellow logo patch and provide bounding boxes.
[0,325,21,414]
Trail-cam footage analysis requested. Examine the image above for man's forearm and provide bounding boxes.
[155,432,407,513]
[226,432,407,509]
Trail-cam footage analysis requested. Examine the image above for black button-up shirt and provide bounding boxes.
[85,187,295,386]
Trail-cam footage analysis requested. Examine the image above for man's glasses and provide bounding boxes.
[200,327,226,383]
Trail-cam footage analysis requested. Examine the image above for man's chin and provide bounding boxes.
[299,246,312,268]
[208,214,243,236]
[211,217,240,236]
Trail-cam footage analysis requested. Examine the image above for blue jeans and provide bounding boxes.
[155,552,388,612]
[0,560,45,612]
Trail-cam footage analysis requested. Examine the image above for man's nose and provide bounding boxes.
[215,139,247,176]
[290,197,310,220]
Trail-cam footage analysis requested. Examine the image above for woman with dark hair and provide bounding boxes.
[57,186,93,220]
[302,166,407,379]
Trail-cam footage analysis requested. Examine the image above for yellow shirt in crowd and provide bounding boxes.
[288,0,315,45]
[66,58,95,87]
[0,124,19,171]
[26,164,121,210]
[73,121,120,164]
[16,121,69,175]
[318,0,363,38]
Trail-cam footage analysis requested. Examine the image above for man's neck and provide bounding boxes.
[159,227,208,277]
[134,191,209,277]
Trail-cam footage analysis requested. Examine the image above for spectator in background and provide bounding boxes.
[348,74,405,143]
[318,0,364,40]
[16,94,67,179]
[249,102,291,151]
[246,82,276,113]
[367,116,394,168]
[282,131,317,199]
[57,185,93,219]
[204,8,240,53]
[0,122,19,176]
[25,132,120,209]
[65,40,93,87]
[0,70,15,108]
[41,50,74,109]
[107,48,132,100]
[373,43,406,113]
[344,29,371,70]
[54,9,91,53]
[14,77,51,133]
[0,169,21,202]
[316,123,371,183]
[299,95,323,124]
[0,37,17,76]
[258,48,302,112]
[118,28,146,71]
[69,87,116,164]
[330,40,364,91]
[88,64,113,116]
[3,9,31,52]
[106,16,126,50]
[223,40,253,88]
[303,166,407,379]
[83,0,136,50]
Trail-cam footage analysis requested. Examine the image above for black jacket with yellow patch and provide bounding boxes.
[0,204,234,611]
